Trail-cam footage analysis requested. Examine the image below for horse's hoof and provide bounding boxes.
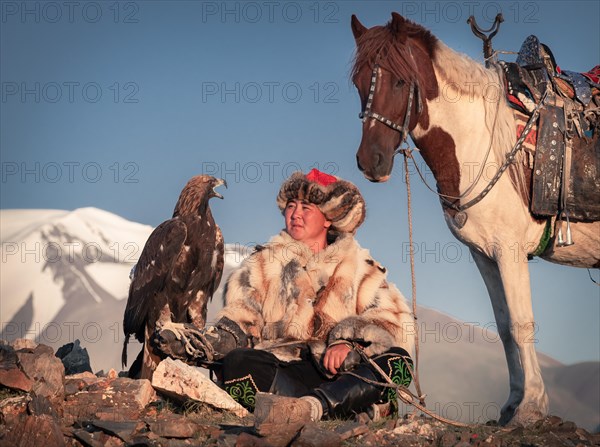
[502,405,547,427]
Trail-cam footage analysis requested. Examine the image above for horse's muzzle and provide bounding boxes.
[356,146,394,182]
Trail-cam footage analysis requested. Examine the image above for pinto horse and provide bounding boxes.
[351,13,599,426]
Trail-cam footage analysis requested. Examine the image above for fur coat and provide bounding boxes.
[218,231,414,363]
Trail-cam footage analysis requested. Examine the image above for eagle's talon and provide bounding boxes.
[153,328,189,360]
[153,325,213,364]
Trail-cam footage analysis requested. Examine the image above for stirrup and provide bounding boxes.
[556,210,574,247]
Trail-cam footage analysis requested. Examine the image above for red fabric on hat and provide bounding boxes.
[305,168,337,187]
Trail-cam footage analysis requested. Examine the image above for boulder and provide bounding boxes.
[0,414,65,447]
[15,344,65,400]
[64,371,101,396]
[91,420,143,444]
[0,344,33,392]
[151,358,248,417]
[63,377,156,424]
[147,413,200,438]
[55,339,92,375]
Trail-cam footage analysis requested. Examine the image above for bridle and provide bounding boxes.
[358,57,543,215]
[358,62,422,155]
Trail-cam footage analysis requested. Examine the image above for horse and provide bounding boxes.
[350,12,600,426]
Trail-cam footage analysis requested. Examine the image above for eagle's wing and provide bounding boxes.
[180,217,225,328]
[123,219,187,342]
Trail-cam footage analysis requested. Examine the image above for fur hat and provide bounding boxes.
[277,169,366,234]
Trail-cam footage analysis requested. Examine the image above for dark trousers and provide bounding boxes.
[219,347,412,418]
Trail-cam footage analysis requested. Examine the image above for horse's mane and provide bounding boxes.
[351,16,528,202]
[351,18,438,85]
[433,43,528,199]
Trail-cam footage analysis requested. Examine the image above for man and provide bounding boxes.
[158,169,414,427]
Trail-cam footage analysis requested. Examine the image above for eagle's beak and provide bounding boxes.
[212,178,227,199]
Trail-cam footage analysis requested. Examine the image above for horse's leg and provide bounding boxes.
[470,248,524,424]
[495,250,548,425]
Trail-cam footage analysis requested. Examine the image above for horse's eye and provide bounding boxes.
[395,79,406,89]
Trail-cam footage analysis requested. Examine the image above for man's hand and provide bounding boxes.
[323,343,352,375]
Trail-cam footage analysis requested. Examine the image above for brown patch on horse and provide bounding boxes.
[412,126,460,215]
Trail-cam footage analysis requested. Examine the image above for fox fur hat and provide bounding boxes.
[276,169,366,234]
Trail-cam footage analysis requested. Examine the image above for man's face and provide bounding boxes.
[284,199,331,245]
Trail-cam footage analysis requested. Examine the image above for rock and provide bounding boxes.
[55,340,92,375]
[63,377,156,424]
[439,430,459,447]
[357,431,380,447]
[67,371,97,379]
[64,372,102,396]
[0,366,33,393]
[0,414,65,447]
[197,423,225,440]
[235,431,272,446]
[72,428,125,447]
[0,344,32,392]
[91,420,142,444]
[16,344,65,400]
[94,369,118,379]
[151,358,248,417]
[393,419,437,439]
[147,413,199,438]
[383,419,396,430]
[27,394,59,418]
[0,395,30,425]
[290,422,342,447]
[11,339,37,351]
[354,412,371,425]
[333,421,369,441]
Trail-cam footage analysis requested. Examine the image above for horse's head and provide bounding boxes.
[351,13,438,182]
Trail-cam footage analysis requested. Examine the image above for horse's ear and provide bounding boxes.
[351,14,367,40]
[390,12,409,38]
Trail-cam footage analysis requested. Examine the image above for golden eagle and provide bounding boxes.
[122,175,226,379]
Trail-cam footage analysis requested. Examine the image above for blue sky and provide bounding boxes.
[1,1,599,364]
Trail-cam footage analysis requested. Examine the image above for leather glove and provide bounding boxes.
[338,348,362,372]
[153,317,249,364]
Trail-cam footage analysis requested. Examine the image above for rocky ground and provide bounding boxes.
[1,339,599,447]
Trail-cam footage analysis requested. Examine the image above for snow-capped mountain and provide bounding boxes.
[0,207,244,374]
[1,208,598,431]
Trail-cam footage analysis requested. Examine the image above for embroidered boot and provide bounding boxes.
[254,392,323,433]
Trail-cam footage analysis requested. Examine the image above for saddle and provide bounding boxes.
[500,35,600,222]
